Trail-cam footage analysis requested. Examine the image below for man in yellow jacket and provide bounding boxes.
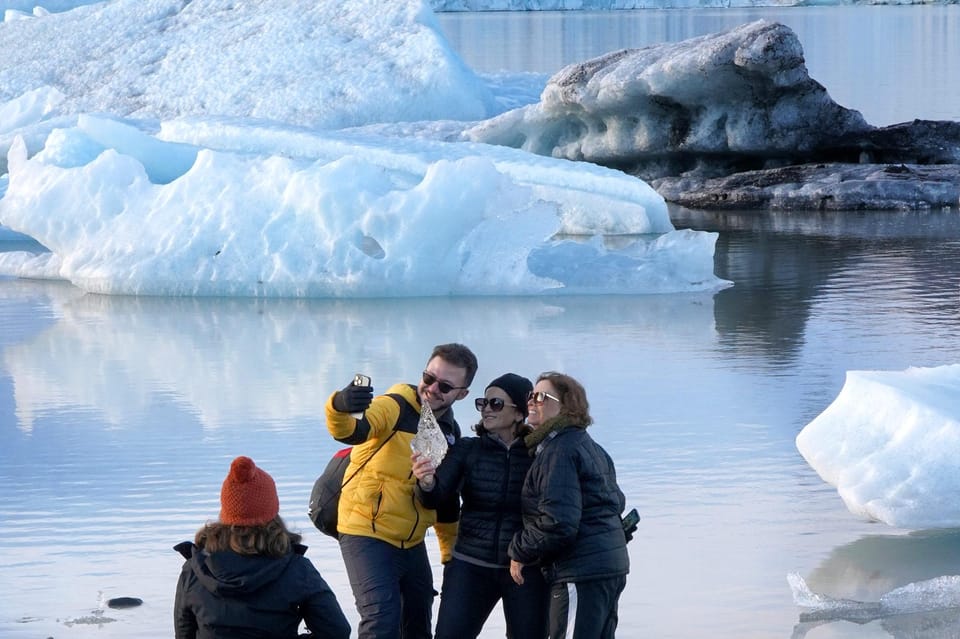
[325,343,478,639]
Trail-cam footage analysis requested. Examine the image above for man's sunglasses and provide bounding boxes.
[474,397,516,412]
[527,390,560,405]
[422,370,468,395]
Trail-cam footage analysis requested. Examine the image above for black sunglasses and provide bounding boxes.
[422,370,468,395]
[527,390,560,405]
[474,397,516,412]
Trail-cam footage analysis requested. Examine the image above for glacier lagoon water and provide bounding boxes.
[3,7,960,639]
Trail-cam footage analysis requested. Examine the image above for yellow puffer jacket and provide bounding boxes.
[325,383,459,557]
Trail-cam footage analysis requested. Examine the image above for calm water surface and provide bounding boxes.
[3,208,960,638]
[3,7,960,639]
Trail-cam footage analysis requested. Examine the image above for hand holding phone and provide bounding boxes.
[350,374,372,419]
[332,374,373,415]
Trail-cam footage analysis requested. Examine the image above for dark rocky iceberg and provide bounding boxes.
[465,20,960,210]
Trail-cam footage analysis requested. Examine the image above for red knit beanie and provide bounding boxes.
[220,456,280,526]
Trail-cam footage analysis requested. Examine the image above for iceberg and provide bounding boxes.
[0,0,728,297]
[0,116,726,296]
[796,365,960,529]
[0,0,729,298]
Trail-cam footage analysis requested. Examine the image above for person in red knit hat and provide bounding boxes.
[174,456,350,639]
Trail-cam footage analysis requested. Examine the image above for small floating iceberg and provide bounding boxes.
[788,572,960,623]
[795,364,960,529]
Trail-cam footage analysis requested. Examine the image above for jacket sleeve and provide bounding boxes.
[508,446,581,566]
[325,386,403,444]
[300,560,351,639]
[173,564,198,639]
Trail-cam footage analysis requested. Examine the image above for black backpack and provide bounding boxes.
[308,431,398,538]
[308,447,353,538]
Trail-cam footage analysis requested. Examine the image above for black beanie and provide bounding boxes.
[486,373,533,418]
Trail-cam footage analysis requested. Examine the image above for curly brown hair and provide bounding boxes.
[537,371,593,426]
[196,515,301,558]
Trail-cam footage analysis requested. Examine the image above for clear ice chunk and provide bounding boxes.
[410,400,448,467]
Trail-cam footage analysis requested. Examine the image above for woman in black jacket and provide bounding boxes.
[412,373,548,639]
[508,372,629,639]
[174,456,350,639]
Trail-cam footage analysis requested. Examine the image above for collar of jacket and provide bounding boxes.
[523,415,585,451]
[173,540,309,560]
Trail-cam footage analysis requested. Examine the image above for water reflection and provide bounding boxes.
[0,283,723,637]
[809,530,960,601]
[791,530,960,639]
[671,207,960,371]
[1,289,718,435]
[792,609,960,639]
[0,278,77,348]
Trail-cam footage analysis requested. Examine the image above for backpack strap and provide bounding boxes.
[338,390,412,491]
[339,428,397,491]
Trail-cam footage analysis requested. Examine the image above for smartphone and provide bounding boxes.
[621,507,640,531]
[353,374,371,387]
[351,374,371,419]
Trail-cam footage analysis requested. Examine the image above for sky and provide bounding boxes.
[0,0,729,297]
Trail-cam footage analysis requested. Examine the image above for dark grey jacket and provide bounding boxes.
[416,431,532,566]
[508,419,630,584]
[173,541,350,639]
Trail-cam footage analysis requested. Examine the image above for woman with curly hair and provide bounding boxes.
[174,456,350,639]
[508,372,630,639]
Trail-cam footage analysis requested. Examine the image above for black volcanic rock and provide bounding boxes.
[655,163,960,211]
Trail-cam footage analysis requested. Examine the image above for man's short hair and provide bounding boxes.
[429,343,479,387]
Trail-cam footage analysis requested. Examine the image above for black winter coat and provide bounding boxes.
[416,432,532,566]
[508,421,630,584]
[173,541,350,639]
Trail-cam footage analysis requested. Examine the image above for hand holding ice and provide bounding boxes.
[411,401,448,468]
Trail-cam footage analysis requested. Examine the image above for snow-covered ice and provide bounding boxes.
[0,0,728,297]
[796,365,960,529]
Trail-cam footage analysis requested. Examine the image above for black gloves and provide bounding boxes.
[332,380,373,414]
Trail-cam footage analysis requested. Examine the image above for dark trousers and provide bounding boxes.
[434,558,549,639]
[339,534,435,639]
[548,576,627,639]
